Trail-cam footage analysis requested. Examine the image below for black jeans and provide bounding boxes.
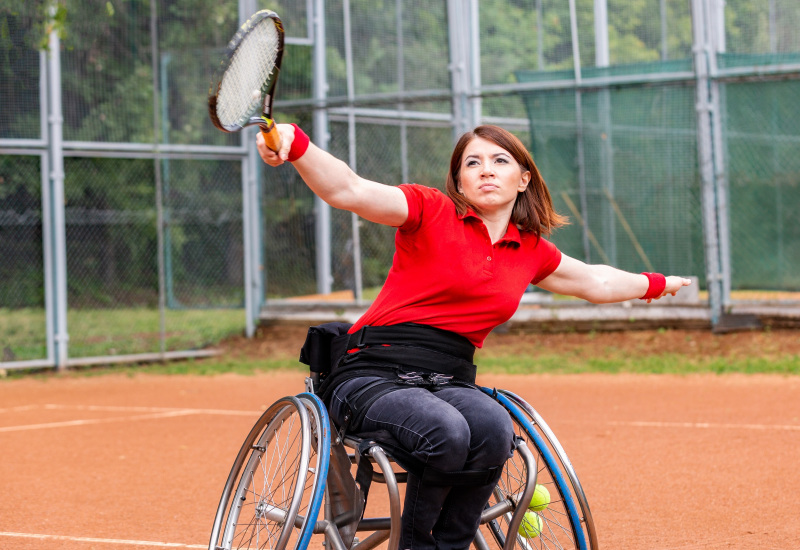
[330,376,515,550]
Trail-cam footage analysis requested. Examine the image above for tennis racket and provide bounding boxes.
[208,10,285,152]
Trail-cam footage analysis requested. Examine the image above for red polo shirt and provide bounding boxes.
[350,184,562,347]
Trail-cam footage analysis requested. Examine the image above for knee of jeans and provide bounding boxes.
[475,412,516,466]
[425,414,472,470]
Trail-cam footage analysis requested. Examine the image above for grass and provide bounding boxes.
[4,302,800,378]
[474,353,800,375]
[0,308,47,360]
[0,307,247,362]
[6,332,800,380]
[8,351,799,381]
[0,350,306,380]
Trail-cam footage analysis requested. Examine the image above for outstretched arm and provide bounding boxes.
[257,124,408,227]
[537,253,692,303]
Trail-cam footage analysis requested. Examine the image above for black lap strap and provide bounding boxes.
[339,323,475,364]
[317,323,478,409]
[299,322,476,385]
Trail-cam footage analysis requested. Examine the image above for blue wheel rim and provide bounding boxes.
[481,387,588,550]
[296,392,331,550]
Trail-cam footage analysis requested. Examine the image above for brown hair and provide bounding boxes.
[445,125,567,238]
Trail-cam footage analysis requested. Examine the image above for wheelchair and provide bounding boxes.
[209,374,598,550]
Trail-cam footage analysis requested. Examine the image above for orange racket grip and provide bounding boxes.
[260,118,282,153]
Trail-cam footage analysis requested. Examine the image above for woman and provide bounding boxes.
[259,123,691,550]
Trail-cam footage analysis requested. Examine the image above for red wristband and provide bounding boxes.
[640,272,667,300]
[287,123,310,162]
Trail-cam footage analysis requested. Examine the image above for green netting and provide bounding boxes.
[517,55,800,292]
[717,51,800,69]
[517,66,705,283]
[725,79,800,289]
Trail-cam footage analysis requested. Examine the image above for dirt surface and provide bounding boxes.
[1,327,800,550]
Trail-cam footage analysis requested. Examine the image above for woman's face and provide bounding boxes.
[457,137,531,215]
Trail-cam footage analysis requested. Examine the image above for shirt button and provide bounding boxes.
[487,256,492,261]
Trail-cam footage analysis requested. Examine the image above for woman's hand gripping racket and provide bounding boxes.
[208,10,284,152]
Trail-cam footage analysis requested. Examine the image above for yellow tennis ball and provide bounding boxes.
[518,511,542,538]
[529,483,551,511]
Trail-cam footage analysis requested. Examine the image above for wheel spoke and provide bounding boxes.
[210,395,329,550]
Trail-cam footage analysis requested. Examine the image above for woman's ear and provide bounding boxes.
[518,170,531,192]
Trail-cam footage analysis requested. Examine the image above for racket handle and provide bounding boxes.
[260,119,282,152]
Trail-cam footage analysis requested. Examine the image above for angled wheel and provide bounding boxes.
[475,388,597,550]
[209,393,330,550]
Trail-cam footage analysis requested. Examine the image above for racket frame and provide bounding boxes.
[208,9,285,150]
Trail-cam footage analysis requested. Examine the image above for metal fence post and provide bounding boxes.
[342,0,363,301]
[242,144,262,337]
[691,0,724,326]
[447,0,472,137]
[150,0,168,357]
[569,0,591,264]
[313,0,332,295]
[240,0,261,336]
[45,9,69,370]
[467,0,482,127]
[594,0,617,265]
[39,50,55,367]
[708,0,732,309]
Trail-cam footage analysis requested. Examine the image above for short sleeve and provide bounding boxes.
[531,238,562,284]
[397,184,445,233]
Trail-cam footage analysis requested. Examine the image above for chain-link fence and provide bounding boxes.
[0,154,46,363]
[2,0,799,370]
[265,0,800,310]
[1,0,254,369]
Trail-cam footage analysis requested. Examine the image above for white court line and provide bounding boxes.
[0,531,205,548]
[42,403,262,416]
[609,420,800,431]
[0,404,42,413]
[0,410,199,433]
[0,404,261,433]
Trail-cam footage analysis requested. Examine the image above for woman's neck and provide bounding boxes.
[479,212,512,244]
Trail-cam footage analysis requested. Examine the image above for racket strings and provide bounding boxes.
[216,19,280,128]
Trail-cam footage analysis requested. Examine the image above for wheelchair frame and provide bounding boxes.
[209,378,598,550]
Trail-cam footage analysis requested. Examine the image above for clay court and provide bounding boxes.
[1,328,799,550]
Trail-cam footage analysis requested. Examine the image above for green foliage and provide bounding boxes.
[1,3,44,139]
[725,0,800,54]
[0,1,66,51]
[0,156,44,308]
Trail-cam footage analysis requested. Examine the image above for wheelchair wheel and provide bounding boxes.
[477,388,597,550]
[209,393,330,550]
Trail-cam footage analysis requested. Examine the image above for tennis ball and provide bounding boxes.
[251,89,261,101]
[518,511,542,538]
[529,484,551,511]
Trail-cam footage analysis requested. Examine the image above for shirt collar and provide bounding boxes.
[458,208,522,246]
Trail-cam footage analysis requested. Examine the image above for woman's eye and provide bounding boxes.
[466,159,479,167]
[496,157,509,164]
